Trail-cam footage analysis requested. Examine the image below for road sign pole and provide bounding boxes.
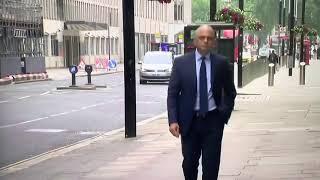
[123,0,136,138]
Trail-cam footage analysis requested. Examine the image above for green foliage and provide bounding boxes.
[191,0,319,43]
[305,0,320,37]
[192,0,210,23]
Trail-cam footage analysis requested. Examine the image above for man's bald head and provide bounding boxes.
[193,25,216,56]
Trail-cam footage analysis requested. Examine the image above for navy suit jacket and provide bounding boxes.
[167,51,237,136]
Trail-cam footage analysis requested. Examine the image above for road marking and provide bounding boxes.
[0,103,107,129]
[248,122,285,125]
[288,109,308,112]
[81,103,105,110]
[0,117,49,129]
[18,96,31,100]
[0,112,167,176]
[0,100,8,104]
[25,129,66,133]
[40,91,50,96]
[50,112,70,117]
[79,131,103,135]
[137,101,160,104]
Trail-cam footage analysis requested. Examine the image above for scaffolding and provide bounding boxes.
[0,0,43,57]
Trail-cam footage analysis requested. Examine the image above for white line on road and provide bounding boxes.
[25,129,66,133]
[136,101,160,104]
[50,112,70,117]
[287,109,308,112]
[0,103,106,129]
[40,91,50,96]
[81,103,105,110]
[18,96,31,100]
[0,100,9,104]
[0,117,49,129]
[0,112,166,176]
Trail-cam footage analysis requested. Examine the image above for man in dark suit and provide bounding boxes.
[167,25,237,180]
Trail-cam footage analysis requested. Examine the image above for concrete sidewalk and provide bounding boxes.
[0,64,124,85]
[1,60,320,180]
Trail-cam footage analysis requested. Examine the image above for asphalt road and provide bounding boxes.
[0,72,168,168]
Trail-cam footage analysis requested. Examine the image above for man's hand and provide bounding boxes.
[169,123,180,138]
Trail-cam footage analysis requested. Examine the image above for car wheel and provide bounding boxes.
[140,80,147,84]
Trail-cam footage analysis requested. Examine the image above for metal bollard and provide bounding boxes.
[85,65,93,85]
[268,63,275,86]
[299,62,306,85]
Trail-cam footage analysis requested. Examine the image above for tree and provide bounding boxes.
[192,0,210,22]
[305,0,320,38]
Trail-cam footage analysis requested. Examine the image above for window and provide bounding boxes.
[101,38,105,54]
[90,37,95,55]
[43,35,49,56]
[96,37,100,55]
[51,35,58,56]
[111,38,114,54]
[115,38,118,55]
[174,4,177,20]
[84,37,89,55]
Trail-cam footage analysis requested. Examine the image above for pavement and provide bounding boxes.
[0,64,124,85]
[1,60,320,180]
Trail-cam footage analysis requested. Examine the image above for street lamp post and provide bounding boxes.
[108,12,111,61]
[123,0,136,138]
[300,0,305,63]
[238,0,244,88]
[288,0,295,76]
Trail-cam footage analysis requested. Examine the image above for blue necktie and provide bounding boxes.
[199,56,208,115]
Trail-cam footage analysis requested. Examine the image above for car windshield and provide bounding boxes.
[143,53,172,64]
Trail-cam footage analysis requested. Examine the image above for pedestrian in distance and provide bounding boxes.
[167,25,237,180]
[268,50,278,64]
[268,50,278,72]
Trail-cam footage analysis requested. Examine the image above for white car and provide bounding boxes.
[139,51,173,84]
[259,47,276,58]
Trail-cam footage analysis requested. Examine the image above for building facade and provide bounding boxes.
[131,0,192,61]
[0,0,45,77]
[1,0,191,69]
[40,0,121,68]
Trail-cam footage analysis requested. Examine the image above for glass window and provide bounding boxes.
[51,35,58,56]
[43,35,49,56]
[115,38,118,55]
[101,38,105,54]
[174,4,177,20]
[111,38,114,54]
[84,37,89,55]
[96,37,100,55]
[90,37,95,55]
[143,52,172,64]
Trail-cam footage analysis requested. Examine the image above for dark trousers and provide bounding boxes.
[181,110,225,180]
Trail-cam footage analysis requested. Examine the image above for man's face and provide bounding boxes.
[194,27,216,55]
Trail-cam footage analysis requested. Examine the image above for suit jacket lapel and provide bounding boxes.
[210,53,217,87]
[190,52,197,96]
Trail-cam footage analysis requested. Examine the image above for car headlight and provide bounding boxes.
[165,68,172,73]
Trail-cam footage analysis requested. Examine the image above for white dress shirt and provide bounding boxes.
[194,49,217,111]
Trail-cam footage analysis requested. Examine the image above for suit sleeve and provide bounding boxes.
[167,59,181,125]
[222,60,237,124]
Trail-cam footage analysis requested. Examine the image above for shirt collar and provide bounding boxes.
[195,49,210,62]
